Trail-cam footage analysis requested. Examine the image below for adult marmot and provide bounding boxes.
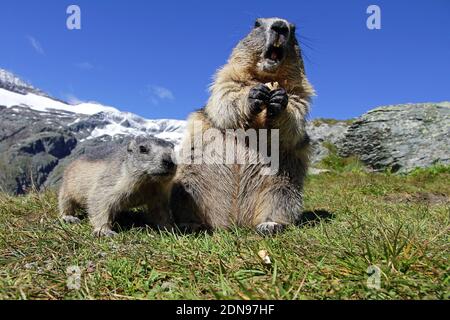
[172,17,314,234]
[59,136,176,236]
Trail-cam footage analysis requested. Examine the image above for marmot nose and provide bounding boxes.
[162,155,176,171]
[270,20,289,35]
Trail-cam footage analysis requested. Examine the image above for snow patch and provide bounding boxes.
[0,88,119,115]
[88,111,186,144]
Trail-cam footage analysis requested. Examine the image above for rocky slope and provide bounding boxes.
[0,68,448,194]
[0,69,186,194]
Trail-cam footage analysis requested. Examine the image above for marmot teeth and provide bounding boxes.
[265,81,280,90]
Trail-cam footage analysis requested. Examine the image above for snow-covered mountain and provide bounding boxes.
[0,68,48,96]
[0,68,186,145]
[0,68,186,194]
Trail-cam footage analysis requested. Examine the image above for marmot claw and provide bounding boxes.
[61,215,81,224]
[256,221,286,235]
[248,83,271,114]
[267,88,288,118]
[93,229,118,238]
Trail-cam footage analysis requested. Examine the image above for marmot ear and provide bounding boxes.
[289,23,296,34]
[127,140,137,153]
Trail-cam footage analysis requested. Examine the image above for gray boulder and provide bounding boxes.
[306,120,350,164]
[338,102,450,172]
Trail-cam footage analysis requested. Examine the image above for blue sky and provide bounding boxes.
[1,0,449,120]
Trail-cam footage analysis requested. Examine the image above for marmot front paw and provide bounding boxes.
[248,83,270,114]
[61,215,81,224]
[256,221,286,236]
[93,228,118,238]
[267,88,288,118]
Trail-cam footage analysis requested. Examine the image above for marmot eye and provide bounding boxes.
[254,20,261,28]
[139,146,149,154]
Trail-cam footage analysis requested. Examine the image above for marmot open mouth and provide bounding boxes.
[264,45,284,63]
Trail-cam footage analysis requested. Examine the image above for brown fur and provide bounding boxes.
[171,18,314,234]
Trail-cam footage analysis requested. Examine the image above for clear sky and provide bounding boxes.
[1,0,449,120]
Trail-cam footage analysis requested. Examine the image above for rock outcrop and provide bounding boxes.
[338,102,450,173]
[306,120,350,164]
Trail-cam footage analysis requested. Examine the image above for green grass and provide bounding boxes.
[408,164,450,177]
[0,169,449,300]
[316,142,365,173]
